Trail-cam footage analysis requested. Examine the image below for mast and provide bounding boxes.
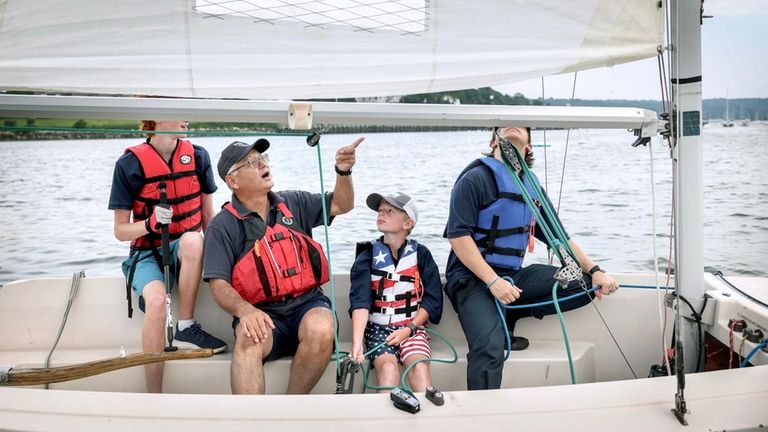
[670,0,704,377]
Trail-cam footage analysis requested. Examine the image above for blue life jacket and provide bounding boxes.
[461,157,540,270]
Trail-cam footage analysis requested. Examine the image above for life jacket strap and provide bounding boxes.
[143,169,196,184]
[372,303,420,317]
[497,191,526,202]
[136,189,202,206]
[374,290,420,302]
[473,224,530,237]
[371,268,416,283]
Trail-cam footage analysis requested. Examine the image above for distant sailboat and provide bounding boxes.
[722,92,734,127]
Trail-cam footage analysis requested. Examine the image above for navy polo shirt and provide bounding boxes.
[108,141,217,211]
[443,158,568,296]
[203,190,334,284]
[349,239,443,324]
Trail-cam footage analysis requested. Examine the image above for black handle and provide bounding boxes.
[158,182,170,268]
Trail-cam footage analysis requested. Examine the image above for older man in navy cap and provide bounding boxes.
[203,135,363,394]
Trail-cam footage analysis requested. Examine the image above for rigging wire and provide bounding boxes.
[653,0,675,377]
[541,77,549,194]
[555,71,579,215]
[583,290,639,379]
[648,128,673,377]
[536,70,637,378]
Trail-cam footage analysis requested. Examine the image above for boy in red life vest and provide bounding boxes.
[348,192,443,392]
[108,120,227,393]
[204,136,364,394]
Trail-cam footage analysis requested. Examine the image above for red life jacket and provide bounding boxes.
[224,201,330,305]
[126,140,203,250]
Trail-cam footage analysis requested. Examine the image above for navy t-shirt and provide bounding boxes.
[349,239,443,324]
[443,158,568,296]
[108,141,217,211]
[203,190,334,284]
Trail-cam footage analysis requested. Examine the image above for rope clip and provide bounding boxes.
[335,356,360,394]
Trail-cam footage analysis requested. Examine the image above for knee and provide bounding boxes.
[307,325,334,351]
[178,232,203,261]
[302,313,334,347]
[410,362,429,376]
[234,325,267,356]
[141,284,166,317]
[468,333,505,363]
[377,357,399,375]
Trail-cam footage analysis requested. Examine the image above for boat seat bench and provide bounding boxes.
[1,340,594,393]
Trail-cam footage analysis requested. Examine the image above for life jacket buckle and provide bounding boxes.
[380,307,396,315]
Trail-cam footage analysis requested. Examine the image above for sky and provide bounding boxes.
[493,0,768,100]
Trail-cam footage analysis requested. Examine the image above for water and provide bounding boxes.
[1,125,766,286]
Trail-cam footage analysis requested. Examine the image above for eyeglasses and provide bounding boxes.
[228,153,270,175]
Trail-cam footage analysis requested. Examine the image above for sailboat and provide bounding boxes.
[722,93,735,127]
[1,1,766,431]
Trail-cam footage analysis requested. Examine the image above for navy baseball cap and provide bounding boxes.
[217,138,270,180]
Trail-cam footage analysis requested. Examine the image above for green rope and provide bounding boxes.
[552,281,576,384]
[359,327,458,393]
[497,141,574,261]
[496,135,578,384]
[501,144,573,262]
[311,138,342,376]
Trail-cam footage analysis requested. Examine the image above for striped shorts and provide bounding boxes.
[364,321,432,363]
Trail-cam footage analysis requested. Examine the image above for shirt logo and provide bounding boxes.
[282,216,293,225]
[180,154,192,164]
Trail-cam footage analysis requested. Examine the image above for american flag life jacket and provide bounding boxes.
[368,238,423,326]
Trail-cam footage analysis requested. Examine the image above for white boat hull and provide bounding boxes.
[1,272,766,430]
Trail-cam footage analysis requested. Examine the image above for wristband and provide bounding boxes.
[486,276,501,290]
[334,165,352,176]
[406,322,418,337]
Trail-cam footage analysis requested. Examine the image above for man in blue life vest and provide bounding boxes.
[203,136,364,394]
[109,120,227,393]
[444,126,620,391]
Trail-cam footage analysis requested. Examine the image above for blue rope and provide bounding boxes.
[740,341,768,368]
[494,276,600,384]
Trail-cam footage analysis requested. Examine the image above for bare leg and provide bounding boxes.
[176,232,204,320]
[286,307,334,394]
[372,354,400,393]
[141,282,167,393]
[231,322,273,394]
[402,354,431,392]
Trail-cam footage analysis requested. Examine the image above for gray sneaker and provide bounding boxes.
[174,323,228,353]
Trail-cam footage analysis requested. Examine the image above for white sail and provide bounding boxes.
[0,0,662,99]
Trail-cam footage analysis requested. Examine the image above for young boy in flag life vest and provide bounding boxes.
[108,120,228,393]
[204,136,364,394]
[348,192,443,392]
